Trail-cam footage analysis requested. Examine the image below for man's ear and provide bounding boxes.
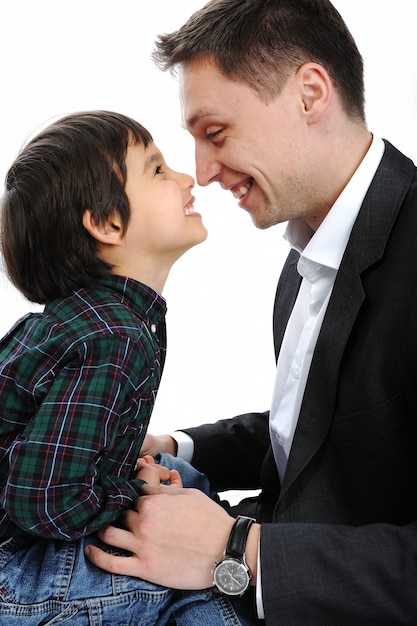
[296,62,333,124]
[82,209,124,246]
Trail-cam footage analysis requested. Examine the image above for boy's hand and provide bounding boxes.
[134,454,182,487]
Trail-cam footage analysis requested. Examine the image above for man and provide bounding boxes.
[86,1,417,623]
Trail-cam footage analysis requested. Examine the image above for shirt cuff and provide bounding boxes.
[172,431,194,463]
[256,534,265,619]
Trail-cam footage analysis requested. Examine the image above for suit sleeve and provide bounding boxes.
[183,411,270,491]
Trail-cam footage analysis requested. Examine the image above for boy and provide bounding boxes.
[0,111,247,625]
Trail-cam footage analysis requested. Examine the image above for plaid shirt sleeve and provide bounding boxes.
[4,333,156,540]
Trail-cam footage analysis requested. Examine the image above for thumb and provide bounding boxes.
[141,483,184,496]
[169,469,183,488]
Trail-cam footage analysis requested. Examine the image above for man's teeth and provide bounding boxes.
[232,183,252,199]
[184,205,195,215]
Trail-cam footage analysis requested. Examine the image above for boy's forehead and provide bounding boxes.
[125,141,154,170]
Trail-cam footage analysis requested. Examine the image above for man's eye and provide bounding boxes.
[206,129,223,142]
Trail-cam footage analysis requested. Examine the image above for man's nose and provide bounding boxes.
[195,144,222,187]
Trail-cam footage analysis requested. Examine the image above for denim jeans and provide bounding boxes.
[0,455,256,625]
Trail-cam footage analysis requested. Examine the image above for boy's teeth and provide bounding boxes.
[232,183,251,199]
[184,205,195,215]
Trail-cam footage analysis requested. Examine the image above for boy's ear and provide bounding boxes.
[82,209,124,246]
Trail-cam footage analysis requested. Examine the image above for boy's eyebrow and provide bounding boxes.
[144,151,162,173]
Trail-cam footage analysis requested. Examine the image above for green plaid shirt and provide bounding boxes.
[0,275,167,540]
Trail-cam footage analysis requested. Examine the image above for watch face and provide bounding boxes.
[213,558,250,596]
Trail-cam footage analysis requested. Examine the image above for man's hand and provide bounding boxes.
[85,485,259,590]
[139,433,178,458]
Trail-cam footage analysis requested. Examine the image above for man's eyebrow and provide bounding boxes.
[184,110,220,130]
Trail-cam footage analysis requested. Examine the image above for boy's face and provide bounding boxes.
[122,141,207,268]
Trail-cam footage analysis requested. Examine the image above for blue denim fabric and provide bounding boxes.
[0,456,255,625]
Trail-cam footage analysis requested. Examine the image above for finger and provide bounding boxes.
[168,469,183,487]
[134,455,155,471]
[97,524,139,552]
[137,465,171,484]
[155,465,171,481]
[85,545,146,578]
[134,459,146,472]
[140,483,185,496]
[135,466,161,486]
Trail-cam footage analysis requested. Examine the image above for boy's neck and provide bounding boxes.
[112,263,171,295]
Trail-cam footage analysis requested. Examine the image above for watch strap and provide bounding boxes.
[225,515,255,559]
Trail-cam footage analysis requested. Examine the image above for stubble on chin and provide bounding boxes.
[247,199,284,230]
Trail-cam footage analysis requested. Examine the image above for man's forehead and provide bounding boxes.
[179,63,230,130]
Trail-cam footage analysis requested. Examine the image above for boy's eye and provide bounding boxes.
[155,164,163,175]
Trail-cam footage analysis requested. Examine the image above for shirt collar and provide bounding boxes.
[99,274,167,325]
[285,136,385,271]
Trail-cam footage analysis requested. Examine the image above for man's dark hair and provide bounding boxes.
[1,110,152,304]
[153,0,365,120]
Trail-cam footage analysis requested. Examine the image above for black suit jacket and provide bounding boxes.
[185,141,417,624]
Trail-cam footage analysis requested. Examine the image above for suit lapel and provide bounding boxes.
[279,260,365,497]
[272,248,302,359]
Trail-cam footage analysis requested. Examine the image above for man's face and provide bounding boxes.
[180,58,313,229]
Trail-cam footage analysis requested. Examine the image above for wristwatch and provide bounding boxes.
[213,515,255,596]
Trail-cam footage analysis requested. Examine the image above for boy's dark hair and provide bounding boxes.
[153,0,365,120]
[1,110,153,304]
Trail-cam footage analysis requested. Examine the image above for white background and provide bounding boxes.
[0,1,416,435]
